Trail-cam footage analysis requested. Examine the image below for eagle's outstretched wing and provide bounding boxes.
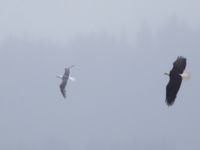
[166,56,187,106]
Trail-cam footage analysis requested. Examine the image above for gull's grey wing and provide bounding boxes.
[63,68,70,81]
[58,66,73,98]
[60,80,67,98]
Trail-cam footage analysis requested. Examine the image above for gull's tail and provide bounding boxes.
[69,76,76,82]
[180,72,191,80]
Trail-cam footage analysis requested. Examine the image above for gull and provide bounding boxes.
[57,65,75,98]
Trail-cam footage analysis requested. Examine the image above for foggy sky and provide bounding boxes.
[0,0,200,42]
[0,0,200,150]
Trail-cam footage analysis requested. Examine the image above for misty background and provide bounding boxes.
[0,0,200,149]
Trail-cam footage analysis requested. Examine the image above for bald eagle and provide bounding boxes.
[165,56,189,106]
[57,65,75,98]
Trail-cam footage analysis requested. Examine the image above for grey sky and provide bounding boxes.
[0,0,200,150]
[0,0,200,42]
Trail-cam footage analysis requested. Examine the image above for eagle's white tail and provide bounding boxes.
[180,72,191,80]
[69,76,76,82]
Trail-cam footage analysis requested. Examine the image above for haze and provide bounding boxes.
[0,0,200,149]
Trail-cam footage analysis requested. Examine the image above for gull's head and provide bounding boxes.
[56,75,63,79]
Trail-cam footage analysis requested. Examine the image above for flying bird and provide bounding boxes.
[57,65,75,98]
[164,56,189,106]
